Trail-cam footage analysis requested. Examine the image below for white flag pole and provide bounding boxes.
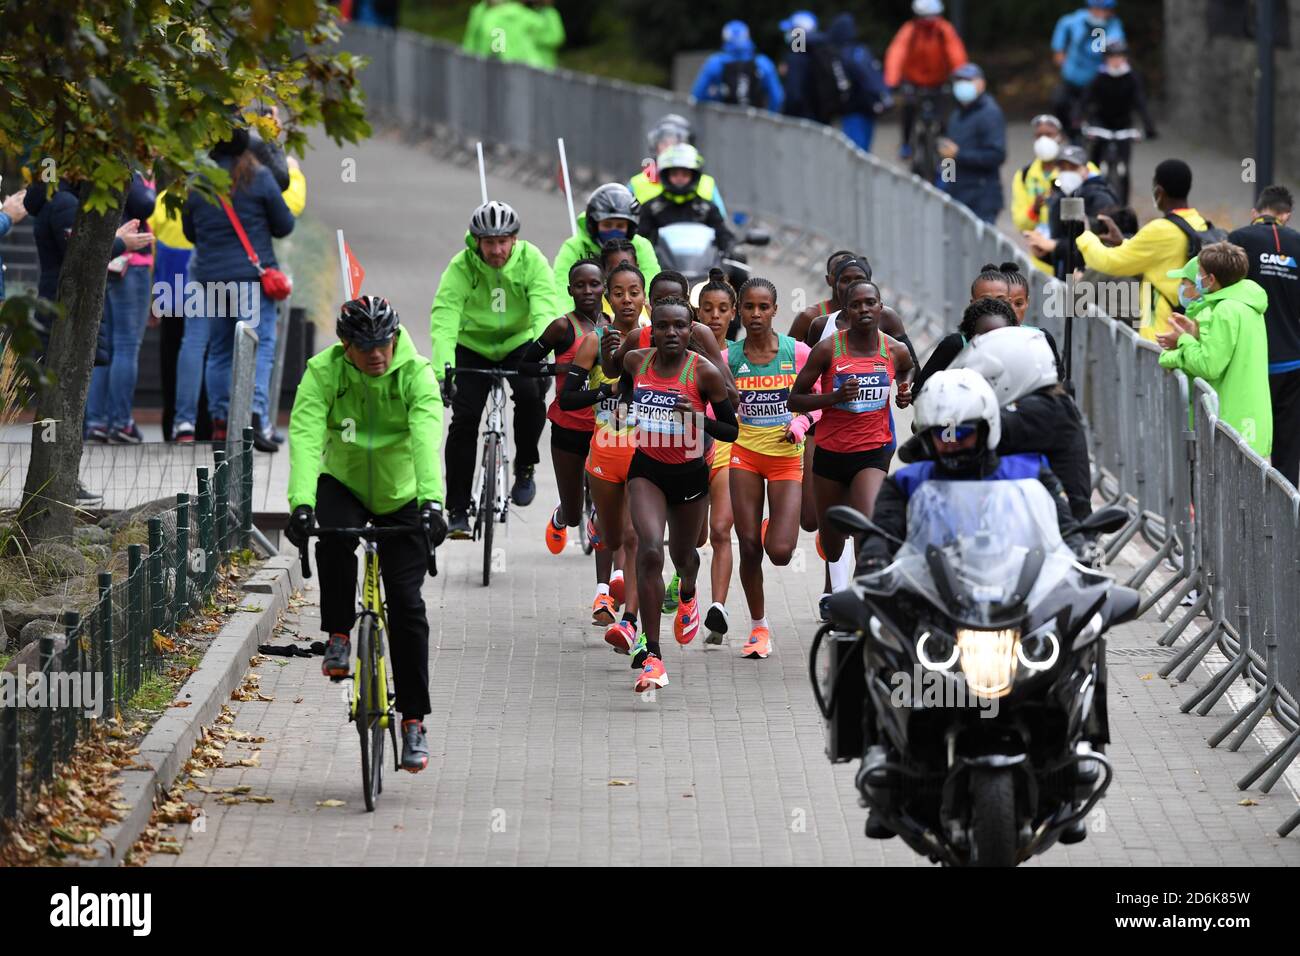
[476,142,489,205]
[557,138,578,237]
[337,229,353,300]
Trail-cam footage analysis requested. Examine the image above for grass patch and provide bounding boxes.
[0,652,10,670]
[129,670,176,713]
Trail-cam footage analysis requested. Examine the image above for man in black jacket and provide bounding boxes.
[1080,41,1156,204]
[1025,145,1120,278]
[1228,184,1300,485]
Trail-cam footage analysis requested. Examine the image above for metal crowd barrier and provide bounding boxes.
[340,25,1300,834]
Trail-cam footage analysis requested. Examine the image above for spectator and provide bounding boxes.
[1080,40,1156,204]
[823,13,890,152]
[1051,1,1125,141]
[1228,185,1300,484]
[778,10,822,121]
[1010,114,1067,239]
[347,0,399,29]
[0,187,27,302]
[692,21,784,114]
[883,0,967,161]
[1074,158,1214,341]
[938,63,1006,225]
[85,168,157,444]
[1156,243,1272,457]
[527,1,565,69]
[1024,144,1120,278]
[176,128,295,448]
[465,0,564,69]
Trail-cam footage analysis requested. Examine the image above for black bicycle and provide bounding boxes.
[1082,125,1142,205]
[901,83,949,181]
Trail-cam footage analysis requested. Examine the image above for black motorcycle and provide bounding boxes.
[654,221,769,339]
[810,479,1138,866]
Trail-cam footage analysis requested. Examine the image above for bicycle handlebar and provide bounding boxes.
[296,524,437,580]
[440,362,559,405]
[1081,126,1143,141]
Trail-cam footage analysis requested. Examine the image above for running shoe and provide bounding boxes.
[545,506,567,554]
[742,625,772,659]
[673,594,700,645]
[635,654,668,693]
[608,569,625,606]
[86,425,109,443]
[661,572,680,613]
[173,422,195,443]
[322,632,351,679]
[448,510,472,540]
[586,515,604,551]
[592,593,617,626]
[704,602,729,645]
[604,620,636,654]
[511,466,536,506]
[629,632,648,668]
[108,423,144,445]
[400,720,429,772]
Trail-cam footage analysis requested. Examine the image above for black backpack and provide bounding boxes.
[1164,211,1230,257]
[809,41,855,122]
[720,59,767,108]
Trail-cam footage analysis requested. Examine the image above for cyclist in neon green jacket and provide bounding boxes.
[552,184,661,313]
[430,200,560,534]
[286,295,447,773]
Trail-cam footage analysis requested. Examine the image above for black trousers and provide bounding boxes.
[1052,81,1088,141]
[314,474,431,719]
[444,342,546,513]
[1271,369,1300,488]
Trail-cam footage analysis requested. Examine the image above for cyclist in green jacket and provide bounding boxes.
[285,296,447,773]
[431,200,560,534]
[552,184,661,313]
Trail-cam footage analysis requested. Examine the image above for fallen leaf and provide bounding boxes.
[608,779,634,787]
[316,799,346,808]
[248,796,274,804]
[1139,673,1154,680]
[1239,798,1259,807]
[51,825,95,844]
[170,700,191,708]
[293,697,304,704]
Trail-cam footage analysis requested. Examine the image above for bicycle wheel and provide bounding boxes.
[481,431,498,587]
[356,615,375,812]
[368,621,385,805]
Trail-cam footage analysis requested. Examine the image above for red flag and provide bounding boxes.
[344,240,365,298]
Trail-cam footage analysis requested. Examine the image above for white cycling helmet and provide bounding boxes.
[913,0,944,16]
[912,368,1001,452]
[951,326,1059,407]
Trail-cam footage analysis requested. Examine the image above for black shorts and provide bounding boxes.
[550,423,593,457]
[812,444,893,484]
[627,451,710,506]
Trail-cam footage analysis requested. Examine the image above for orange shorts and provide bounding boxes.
[586,431,635,484]
[729,444,804,483]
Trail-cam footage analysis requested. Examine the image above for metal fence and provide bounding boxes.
[340,25,1300,833]
[0,429,258,827]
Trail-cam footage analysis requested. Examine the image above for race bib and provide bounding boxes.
[833,368,889,413]
[739,387,792,428]
[631,385,685,437]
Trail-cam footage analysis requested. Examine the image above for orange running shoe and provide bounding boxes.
[608,570,625,606]
[586,515,605,551]
[815,531,826,561]
[674,594,700,645]
[742,626,772,659]
[592,593,617,626]
[545,506,568,555]
[604,620,636,654]
[635,654,668,693]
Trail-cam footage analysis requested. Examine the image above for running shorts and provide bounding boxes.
[729,444,804,482]
[812,444,893,483]
[627,450,710,506]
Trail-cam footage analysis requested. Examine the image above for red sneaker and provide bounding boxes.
[673,594,700,645]
[634,654,668,693]
[604,620,636,654]
[608,570,625,606]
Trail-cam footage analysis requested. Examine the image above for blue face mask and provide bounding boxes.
[953,80,978,105]
[1194,272,1211,295]
[597,228,626,244]
[1178,287,1200,309]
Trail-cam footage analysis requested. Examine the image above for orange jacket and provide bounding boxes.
[883,17,968,88]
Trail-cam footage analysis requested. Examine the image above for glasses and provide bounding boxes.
[929,424,978,443]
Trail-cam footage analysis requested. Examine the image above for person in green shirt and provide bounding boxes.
[463,0,564,68]
[553,183,661,313]
[430,200,560,533]
[285,295,447,773]
[1157,243,1273,457]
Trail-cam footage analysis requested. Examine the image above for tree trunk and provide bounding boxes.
[18,185,125,544]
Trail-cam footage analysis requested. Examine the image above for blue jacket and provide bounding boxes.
[182,157,294,282]
[0,211,11,300]
[942,92,1006,203]
[828,13,889,115]
[1052,9,1126,88]
[780,30,827,120]
[692,36,785,113]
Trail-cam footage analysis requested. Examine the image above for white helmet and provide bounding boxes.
[912,368,1001,452]
[913,0,943,16]
[951,326,1059,407]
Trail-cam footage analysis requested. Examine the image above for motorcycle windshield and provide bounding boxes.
[891,479,1077,627]
[657,222,717,278]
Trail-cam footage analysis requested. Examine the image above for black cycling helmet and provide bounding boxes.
[585,183,640,240]
[469,200,521,238]
[338,295,400,349]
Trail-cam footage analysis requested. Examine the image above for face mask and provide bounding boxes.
[1178,287,1200,309]
[1195,272,1212,295]
[1106,62,1130,77]
[952,80,978,105]
[1033,136,1060,162]
[1056,171,1084,194]
[597,228,626,244]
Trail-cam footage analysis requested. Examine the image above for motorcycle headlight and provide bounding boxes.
[956,628,1020,699]
[915,627,959,672]
[1016,622,1061,672]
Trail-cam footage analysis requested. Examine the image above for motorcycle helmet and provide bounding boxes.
[656,144,704,198]
[912,369,1001,470]
[469,200,521,237]
[951,326,1059,407]
[337,295,400,349]
[646,114,693,156]
[585,183,640,240]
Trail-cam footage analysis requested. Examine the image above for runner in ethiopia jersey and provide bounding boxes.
[728,277,822,659]
[560,262,645,637]
[790,278,914,602]
[619,295,737,694]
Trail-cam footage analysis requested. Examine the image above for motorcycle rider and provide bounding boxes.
[629,114,729,220]
[553,183,661,313]
[636,144,736,258]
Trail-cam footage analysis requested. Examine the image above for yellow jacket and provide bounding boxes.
[149,168,306,250]
[1076,207,1209,341]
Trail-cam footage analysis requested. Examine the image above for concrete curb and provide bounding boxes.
[84,555,302,866]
